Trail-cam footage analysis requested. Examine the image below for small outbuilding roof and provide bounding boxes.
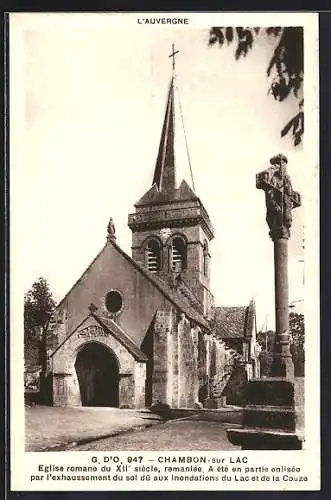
[213,300,256,340]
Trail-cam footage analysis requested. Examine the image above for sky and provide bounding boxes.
[10,13,318,330]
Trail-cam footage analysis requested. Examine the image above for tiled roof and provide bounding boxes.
[49,312,148,363]
[92,313,148,362]
[135,179,199,206]
[110,239,210,330]
[214,301,255,339]
[174,275,204,314]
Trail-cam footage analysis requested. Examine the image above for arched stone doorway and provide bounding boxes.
[75,342,119,407]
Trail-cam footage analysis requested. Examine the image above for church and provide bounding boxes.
[42,52,260,409]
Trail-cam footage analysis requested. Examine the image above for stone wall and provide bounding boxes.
[152,310,171,404]
[223,363,248,406]
[178,315,199,407]
[50,316,146,408]
[151,309,201,408]
[204,334,241,406]
[119,374,135,408]
[140,322,154,407]
[149,307,244,409]
[134,362,147,409]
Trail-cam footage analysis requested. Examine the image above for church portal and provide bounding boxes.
[75,342,119,407]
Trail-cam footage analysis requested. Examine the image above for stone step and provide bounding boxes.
[244,378,295,407]
[243,405,296,431]
[227,427,302,450]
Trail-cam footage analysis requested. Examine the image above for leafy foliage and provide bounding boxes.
[256,312,305,377]
[209,27,304,146]
[289,311,305,376]
[256,330,275,376]
[24,277,56,335]
[289,311,305,349]
[24,277,56,369]
[256,329,275,351]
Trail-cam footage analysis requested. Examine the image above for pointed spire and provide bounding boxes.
[152,77,175,192]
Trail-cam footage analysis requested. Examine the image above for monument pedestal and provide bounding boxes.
[227,378,302,450]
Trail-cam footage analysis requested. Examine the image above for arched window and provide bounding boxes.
[146,238,161,273]
[171,237,186,272]
[203,241,208,277]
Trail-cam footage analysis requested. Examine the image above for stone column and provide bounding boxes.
[226,153,302,450]
[256,153,301,380]
[272,238,293,378]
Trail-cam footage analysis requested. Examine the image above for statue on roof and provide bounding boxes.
[107,217,116,242]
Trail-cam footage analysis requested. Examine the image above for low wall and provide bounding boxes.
[149,406,242,424]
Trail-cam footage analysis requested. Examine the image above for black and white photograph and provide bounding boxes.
[9,12,319,491]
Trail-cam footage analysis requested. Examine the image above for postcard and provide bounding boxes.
[9,11,319,491]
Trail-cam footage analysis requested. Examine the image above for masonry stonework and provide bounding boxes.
[50,315,146,408]
[152,310,171,403]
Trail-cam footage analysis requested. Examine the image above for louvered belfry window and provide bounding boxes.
[146,239,161,273]
[171,237,186,272]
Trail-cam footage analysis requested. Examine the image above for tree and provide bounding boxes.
[256,312,305,377]
[289,311,305,376]
[209,27,304,146]
[24,277,56,333]
[24,277,56,368]
[256,329,275,376]
[256,329,275,351]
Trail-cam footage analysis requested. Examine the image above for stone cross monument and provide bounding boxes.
[226,154,302,449]
[256,153,301,379]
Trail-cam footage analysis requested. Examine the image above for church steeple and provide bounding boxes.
[152,43,179,193]
[152,77,175,192]
[128,45,214,315]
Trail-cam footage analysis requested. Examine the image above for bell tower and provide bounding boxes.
[128,45,214,315]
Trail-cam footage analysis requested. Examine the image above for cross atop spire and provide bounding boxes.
[150,43,197,195]
[152,45,179,193]
[169,43,179,74]
[152,76,175,192]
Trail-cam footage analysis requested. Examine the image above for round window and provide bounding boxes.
[105,290,123,314]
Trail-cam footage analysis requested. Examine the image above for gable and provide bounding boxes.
[53,240,208,351]
[54,243,172,348]
[93,313,148,362]
[50,312,147,363]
